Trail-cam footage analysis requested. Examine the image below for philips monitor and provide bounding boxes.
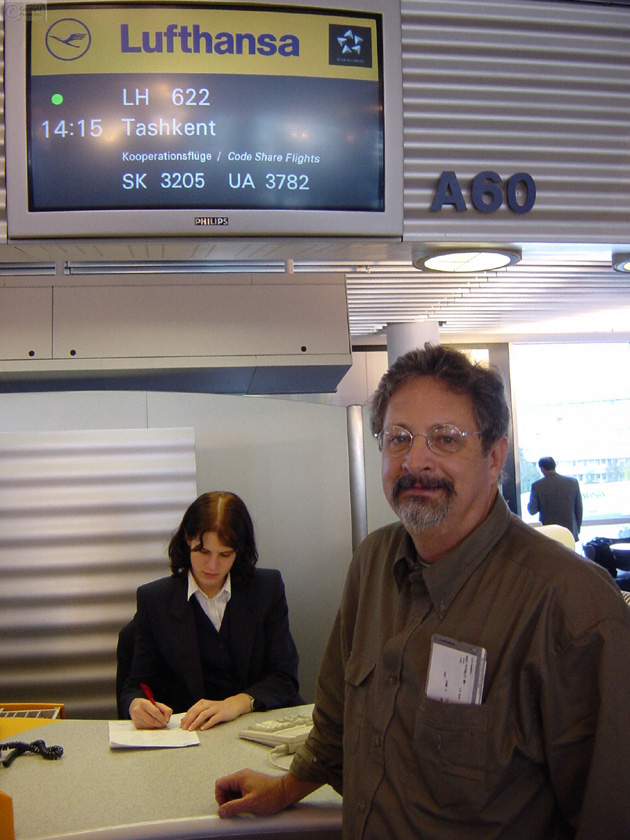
[3,0,403,240]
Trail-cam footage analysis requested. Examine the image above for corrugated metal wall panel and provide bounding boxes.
[0,427,197,718]
[401,0,630,242]
[0,1,6,243]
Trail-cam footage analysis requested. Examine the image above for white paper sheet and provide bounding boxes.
[108,713,200,749]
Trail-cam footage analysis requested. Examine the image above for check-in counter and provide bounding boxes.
[0,705,342,840]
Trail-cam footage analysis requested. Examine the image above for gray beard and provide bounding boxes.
[395,495,452,531]
[392,474,455,532]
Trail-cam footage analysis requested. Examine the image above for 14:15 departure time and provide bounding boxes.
[41,119,103,138]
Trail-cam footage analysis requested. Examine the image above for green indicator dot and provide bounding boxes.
[51,93,64,105]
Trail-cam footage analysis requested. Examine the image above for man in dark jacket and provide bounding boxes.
[528,456,583,540]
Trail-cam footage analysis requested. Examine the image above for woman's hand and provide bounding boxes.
[180,693,252,730]
[129,697,172,729]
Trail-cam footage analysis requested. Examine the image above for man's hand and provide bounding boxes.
[215,770,321,818]
[129,697,172,729]
[180,693,251,730]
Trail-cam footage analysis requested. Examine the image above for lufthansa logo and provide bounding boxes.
[45,18,91,61]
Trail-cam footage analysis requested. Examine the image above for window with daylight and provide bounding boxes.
[511,342,630,548]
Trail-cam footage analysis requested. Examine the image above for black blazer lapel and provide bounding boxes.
[226,583,258,689]
[167,577,206,700]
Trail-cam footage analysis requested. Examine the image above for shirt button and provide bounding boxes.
[374,735,382,747]
[388,674,397,685]
[357,800,366,813]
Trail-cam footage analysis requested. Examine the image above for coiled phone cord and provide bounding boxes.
[0,739,63,767]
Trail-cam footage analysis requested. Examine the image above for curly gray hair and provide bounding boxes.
[369,343,510,455]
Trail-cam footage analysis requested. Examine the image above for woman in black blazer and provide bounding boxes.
[120,491,302,730]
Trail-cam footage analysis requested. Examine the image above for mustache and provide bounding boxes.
[393,472,455,501]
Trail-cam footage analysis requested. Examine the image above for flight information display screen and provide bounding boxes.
[25,2,385,213]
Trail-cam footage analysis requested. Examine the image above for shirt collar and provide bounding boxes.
[187,569,232,603]
[393,531,423,588]
[394,493,512,619]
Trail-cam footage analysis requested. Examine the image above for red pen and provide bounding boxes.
[140,683,158,708]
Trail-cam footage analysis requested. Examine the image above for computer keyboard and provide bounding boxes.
[239,712,313,750]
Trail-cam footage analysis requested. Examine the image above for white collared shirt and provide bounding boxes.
[187,570,231,632]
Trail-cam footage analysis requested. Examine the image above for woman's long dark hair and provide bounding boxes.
[168,491,258,585]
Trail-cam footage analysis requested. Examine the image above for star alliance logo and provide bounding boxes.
[338,28,363,56]
[328,24,372,68]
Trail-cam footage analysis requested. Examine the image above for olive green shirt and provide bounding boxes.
[291,494,630,839]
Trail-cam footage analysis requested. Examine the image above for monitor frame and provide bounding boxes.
[4,0,403,241]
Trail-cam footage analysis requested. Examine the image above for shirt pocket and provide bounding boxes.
[413,697,490,817]
[343,653,375,755]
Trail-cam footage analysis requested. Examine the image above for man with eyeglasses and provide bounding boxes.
[216,343,630,838]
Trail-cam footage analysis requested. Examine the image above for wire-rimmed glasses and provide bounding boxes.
[376,424,482,457]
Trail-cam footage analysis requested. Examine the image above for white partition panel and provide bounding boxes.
[146,391,354,705]
[0,427,197,718]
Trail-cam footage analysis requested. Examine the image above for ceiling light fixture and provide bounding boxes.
[412,247,522,273]
[612,253,630,273]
